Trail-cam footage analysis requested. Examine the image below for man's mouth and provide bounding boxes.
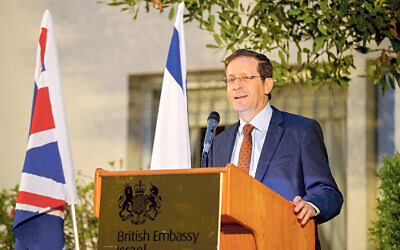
[234,94,247,99]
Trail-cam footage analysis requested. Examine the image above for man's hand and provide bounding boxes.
[292,196,316,226]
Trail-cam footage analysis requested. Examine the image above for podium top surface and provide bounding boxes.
[95,166,228,177]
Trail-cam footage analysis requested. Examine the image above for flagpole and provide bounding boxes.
[71,204,80,250]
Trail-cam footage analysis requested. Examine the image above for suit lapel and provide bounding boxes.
[255,107,285,181]
[221,122,239,165]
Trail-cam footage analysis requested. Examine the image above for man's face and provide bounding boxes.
[226,56,271,122]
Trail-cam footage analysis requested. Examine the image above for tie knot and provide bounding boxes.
[243,124,254,136]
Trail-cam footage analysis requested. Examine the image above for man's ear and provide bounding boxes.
[264,78,274,94]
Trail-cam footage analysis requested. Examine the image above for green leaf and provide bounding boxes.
[107,2,125,6]
[313,36,326,53]
[270,13,279,23]
[213,34,223,45]
[364,2,371,12]
[278,50,287,65]
[239,2,244,12]
[133,4,140,19]
[376,16,383,29]
[220,29,228,41]
[317,23,328,36]
[168,7,175,21]
[297,50,302,65]
[289,8,301,16]
[209,14,215,32]
[338,78,349,89]
[304,16,314,24]
[320,0,328,12]
[206,44,219,49]
[234,0,239,9]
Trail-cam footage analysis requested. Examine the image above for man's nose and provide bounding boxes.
[231,79,243,89]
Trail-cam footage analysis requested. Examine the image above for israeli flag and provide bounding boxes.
[150,2,191,170]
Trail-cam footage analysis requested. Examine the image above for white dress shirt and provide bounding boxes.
[230,102,273,177]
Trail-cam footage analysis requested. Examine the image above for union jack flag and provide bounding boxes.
[13,10,77,250]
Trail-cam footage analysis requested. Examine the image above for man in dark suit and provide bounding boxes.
[208,49,343,249]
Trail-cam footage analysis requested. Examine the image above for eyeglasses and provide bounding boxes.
[224,75,265,85]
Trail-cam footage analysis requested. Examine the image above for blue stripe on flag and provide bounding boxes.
[14,211,64,250]
[23,142,66,184]
[166,27,183,90]
[13,209,39,227]
[29,83,38,135]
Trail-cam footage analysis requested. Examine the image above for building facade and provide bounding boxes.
[1,1,400,249]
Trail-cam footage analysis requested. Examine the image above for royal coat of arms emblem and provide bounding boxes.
[118,180,162,224]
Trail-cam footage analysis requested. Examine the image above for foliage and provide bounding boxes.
[65,159,123,248]
[369,152,400,249]
[104,0,400,92]
[0,185,18,249]
[64,178,98,249]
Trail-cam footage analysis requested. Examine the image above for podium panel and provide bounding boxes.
[97,173,221,250]
[94,165,314,250]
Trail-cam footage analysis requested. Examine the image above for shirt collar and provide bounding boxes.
[238,102,273,135]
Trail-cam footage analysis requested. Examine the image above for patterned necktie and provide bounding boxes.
[237,124,255,173]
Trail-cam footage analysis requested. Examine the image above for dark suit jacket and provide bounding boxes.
[208,106,343,248]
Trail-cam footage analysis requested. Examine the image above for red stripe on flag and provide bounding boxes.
[17,191,66,211]
[39,28,47,67]
[29,87,55,135]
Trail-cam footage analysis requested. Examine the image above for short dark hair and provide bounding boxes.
[225,49,273,100]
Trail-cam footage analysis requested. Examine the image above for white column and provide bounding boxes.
[346,55,368,250]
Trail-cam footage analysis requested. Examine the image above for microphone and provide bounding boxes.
[201,111,220,168]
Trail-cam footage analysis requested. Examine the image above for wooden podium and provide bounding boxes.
[94,164,314,250]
